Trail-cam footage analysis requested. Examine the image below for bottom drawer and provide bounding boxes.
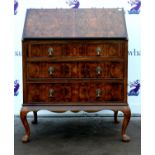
[26,82,124,104]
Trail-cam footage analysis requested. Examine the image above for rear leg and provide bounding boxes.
[32,111,38,124]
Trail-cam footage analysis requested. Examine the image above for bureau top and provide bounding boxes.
[22,8,128,40]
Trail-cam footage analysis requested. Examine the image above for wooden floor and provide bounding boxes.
[14,116,141,155]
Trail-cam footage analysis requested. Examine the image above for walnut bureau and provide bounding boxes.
[21,8,131,143]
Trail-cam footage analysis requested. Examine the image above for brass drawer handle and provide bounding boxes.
[49,89,54,97]
[48,66,54,75]
[96,47,102,56]
[96,89,102,97]
[48,47,54,56]
[96,66,102,75]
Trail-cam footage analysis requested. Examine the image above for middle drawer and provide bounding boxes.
[27,62,124,79]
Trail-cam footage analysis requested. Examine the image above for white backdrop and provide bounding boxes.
[14,0,141,115]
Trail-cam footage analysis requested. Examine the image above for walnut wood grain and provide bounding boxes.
[27,61,124,79]
[23,9,128,39]
[21,8,130,143]
[28,41,124,58]
[26,82,124,104]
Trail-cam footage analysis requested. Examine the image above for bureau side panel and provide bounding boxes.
[124,40,128,104]
[22,41,28,104]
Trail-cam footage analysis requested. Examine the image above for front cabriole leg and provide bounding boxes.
[20,107,30,143]
[120,106,131,142]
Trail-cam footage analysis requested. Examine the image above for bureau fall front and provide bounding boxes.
[20,8,131,143]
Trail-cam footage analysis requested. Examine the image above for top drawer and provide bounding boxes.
[28,41,125,58]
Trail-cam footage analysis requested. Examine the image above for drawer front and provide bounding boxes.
[29,43,84,57]
[85,42,122,57]
[79,62,124,78]
[27,62,78,78]
[28,42,123,58]
[27,62,124,79]
[29,44,64,57]
[27,82,124,104]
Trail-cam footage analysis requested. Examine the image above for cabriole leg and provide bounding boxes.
[114,110,119,124]
[20,107,30,143]
[121,107,131,142]
[32,111,38,124]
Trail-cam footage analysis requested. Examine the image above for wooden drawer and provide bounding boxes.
[27,82,124,104]
[79,62,124,78]
[29,43,84,57]
[85,42,123,57]
[29,43,64,57]
[28,41,123,58]
[27,61,124,79]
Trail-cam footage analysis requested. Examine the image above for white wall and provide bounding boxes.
[14,0,141,115]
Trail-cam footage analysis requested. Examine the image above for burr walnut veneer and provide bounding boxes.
[20,8,131,143]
